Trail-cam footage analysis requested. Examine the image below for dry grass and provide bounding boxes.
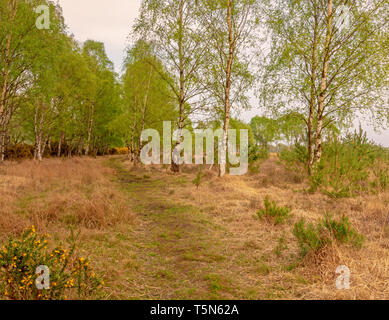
[0,157,133,237]
[0,156,388,300]
[136,157,389,300]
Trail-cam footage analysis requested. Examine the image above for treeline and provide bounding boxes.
[123,0,388,176]
[0,1,120,162]
[1,0,388,179]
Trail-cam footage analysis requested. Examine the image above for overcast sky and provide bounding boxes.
[57,0,388,147]
[58,0,142,74]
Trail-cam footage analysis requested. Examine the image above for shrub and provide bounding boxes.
[280,129,389,197]
[322,214,364,248]
[293,214,363,257]
[279,144,308,181]
[0,227,103,300]
[192,167,203,190]
[311,129,389,197]
[114,147,129,155]
[273,235,288,257]
[257,196,292,225]
[5,144,34,160]
[293,219,328,256]
[249,145,269,163]
[279,143,308,167]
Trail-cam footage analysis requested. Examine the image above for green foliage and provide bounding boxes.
[249,145,269,163]
[311,129,389,197]
[259,0,389,174]
[293,215,364,257]
[192,166,203,190]
[116,40,178,159]
[257,196,292,225]
[273,235,288,257]
[279,144,308,168]
[250,116,280,148]
[321,215,364,247]
[279,143,308,180]
[0,227,103,300]
[293,219,327,257]
[279,128,389,197]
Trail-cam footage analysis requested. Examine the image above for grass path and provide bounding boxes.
[98,158,240,299]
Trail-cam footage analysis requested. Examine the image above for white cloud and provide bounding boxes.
[57,0,141,73]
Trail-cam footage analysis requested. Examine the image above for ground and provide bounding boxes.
[0,156,388,299]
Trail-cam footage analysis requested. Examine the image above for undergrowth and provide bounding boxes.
[257,196,292,225]
[0,227,104,300]
[293,214,364,257]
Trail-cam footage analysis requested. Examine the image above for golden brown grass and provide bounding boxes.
[0,157,133,237]
[134,157,389,300]
[0,156,388,300]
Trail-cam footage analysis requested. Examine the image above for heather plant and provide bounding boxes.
[0,227,103,300]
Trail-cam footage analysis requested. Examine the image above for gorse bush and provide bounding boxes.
[0,227,103,300]
[257,196,292,225]
[293,214,363,257]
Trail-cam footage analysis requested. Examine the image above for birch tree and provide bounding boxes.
[260,0,389,173]
[134,0,207,172]
[0,0,44,161]
[200,0,259,177]
[118,41,177,163]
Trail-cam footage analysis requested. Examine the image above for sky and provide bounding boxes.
[57,0,389,147]
[58,0,142,74]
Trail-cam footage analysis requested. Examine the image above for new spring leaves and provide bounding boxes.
[141,122,249,175]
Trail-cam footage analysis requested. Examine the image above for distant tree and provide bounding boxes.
[116,40,178,163]
[250,116,280,149]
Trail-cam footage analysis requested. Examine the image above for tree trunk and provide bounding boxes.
[57,131,64,157]
[0,0,17,126]
[34,104,45,162]
[171,0,185,173]
[0,0,17,163]
[138,64,153,165]
[85,104,94,156]
[0,130,6,162]
[41,135,48,159]
[78,137,84,156]
[130,91,138,164]
[314,0,333,165]
[219,0,234,178]
[125,141,131,159]
[47,136,51,154]
[308,3,319,175]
